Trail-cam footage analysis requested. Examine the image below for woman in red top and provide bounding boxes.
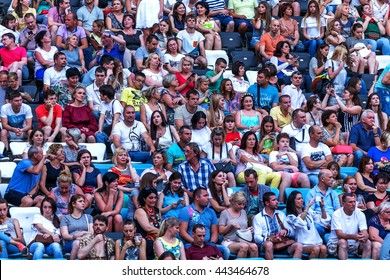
[62,86,98,143]
[175,57,197,96]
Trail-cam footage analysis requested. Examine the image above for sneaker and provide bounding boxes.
[16,242,26,252]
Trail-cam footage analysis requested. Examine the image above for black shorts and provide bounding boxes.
[4,190,25,206]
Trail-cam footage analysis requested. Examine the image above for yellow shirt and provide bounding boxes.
[120,87,146,112]
[270,106,292,129]
[13,8,37,31]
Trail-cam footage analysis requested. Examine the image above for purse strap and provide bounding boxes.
[275,213,286,231]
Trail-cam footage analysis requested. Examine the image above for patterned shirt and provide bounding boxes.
[78,234,115,260]
[178,158,216,192]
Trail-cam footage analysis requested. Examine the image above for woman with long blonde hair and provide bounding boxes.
[207,93,225,129]
[154,217,186,260]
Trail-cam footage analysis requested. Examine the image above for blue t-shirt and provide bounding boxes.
[367,146,390,175]
[178,203,218,243]
[6,159,41,194]
[167,143,185,171]
[73,167,102,189]
[247,83,278,109]
[349,122,381,152]
[375,64,390,90]
[161,191,185,219]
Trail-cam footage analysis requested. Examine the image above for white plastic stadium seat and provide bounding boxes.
[83,143,110,163]
[0,162,17,179]
[205,50,229,70]
[9,207,40,244]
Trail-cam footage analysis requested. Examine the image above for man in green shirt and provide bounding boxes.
[205,58,227,93]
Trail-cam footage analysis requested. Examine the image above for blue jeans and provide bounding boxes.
[353,150,364,168]
[36,14,48,25]
[128,151,153,164]
[0,233,20,258]
[29,242,63,259]
[96,132,109,144]
[380,232,390,260]
[308,174,319,188]
[375,87,390,116]
[22,66,30,80]
[365,38,390,55]
[304,39,325,58]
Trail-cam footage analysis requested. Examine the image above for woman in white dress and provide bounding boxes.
[136,0,164,40]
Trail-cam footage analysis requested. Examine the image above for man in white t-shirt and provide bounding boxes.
[95,85,123,146]
[281,108,310,155]
[112,105,155,163]
[281,71,306,110]
[177,15,207,69]
[0,92,32,153]
[43,52,68,91]
[86,66,107,121]
[327,193,371,260]
[300,125,333,187]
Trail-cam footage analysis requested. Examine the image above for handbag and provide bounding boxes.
[366,33,380,40]
[33,234,54,246]
[269,213,295,251]
[246,162,273,173]
[213,143,233,173]
[236,229,253,244]
[331,145,353,154]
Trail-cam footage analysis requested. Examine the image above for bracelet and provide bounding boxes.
[374,134,379,137]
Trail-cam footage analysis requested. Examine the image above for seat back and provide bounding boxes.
[23,85,38,102]
[292,52,311,74]
[232,51,258,70]
[205,50,229,70]
[220,32,243,56]
[0,183,8,198]
[83,143,109,162]
[0,162,17,179]
[9,206,40,244]
[285,188,311,202]
[9,142,28,157]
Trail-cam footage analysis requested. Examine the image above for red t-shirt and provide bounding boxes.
[35,104,63,129]
[175,72,195,96]
[0,46,27,67]
[225,131,241,146]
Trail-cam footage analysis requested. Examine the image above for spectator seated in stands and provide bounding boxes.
[195,1,222,51]
[349,109,381,167]
[327,193,371,260]
[178,143,216,198]
[206,58,227,94]
[253,191,303,260]
[179,187,230,260]
[89,31,126,69]
[0,198,27,258]
[73,149,103,206]
[134,34,168,71]
[166,125,192,172]
[4,146,46,207]
[95,84,123,145]
[35,89,65,142]
[177,15,208,69]
[92,172,124,233]
[120,72,147,119]
[174,90,206,130]
[62,34,88,74]
[112,105,155,163]
[1,92,32,154]
[62,85,98,143]
[258,19,285,63]
[185,224,223,260]
[19,13,47,70]
[48,170,86,217]
[0,32,28,85]
[5,72,32,103]
[34,30,58,81]
[300,125,333,187]
[157,171,189,220]
[269,95,293,133]
[47,0,70,45]
[39,144,69,197]
[43,52,69,91]
[76,0,104,37]
[22,128,50,160]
